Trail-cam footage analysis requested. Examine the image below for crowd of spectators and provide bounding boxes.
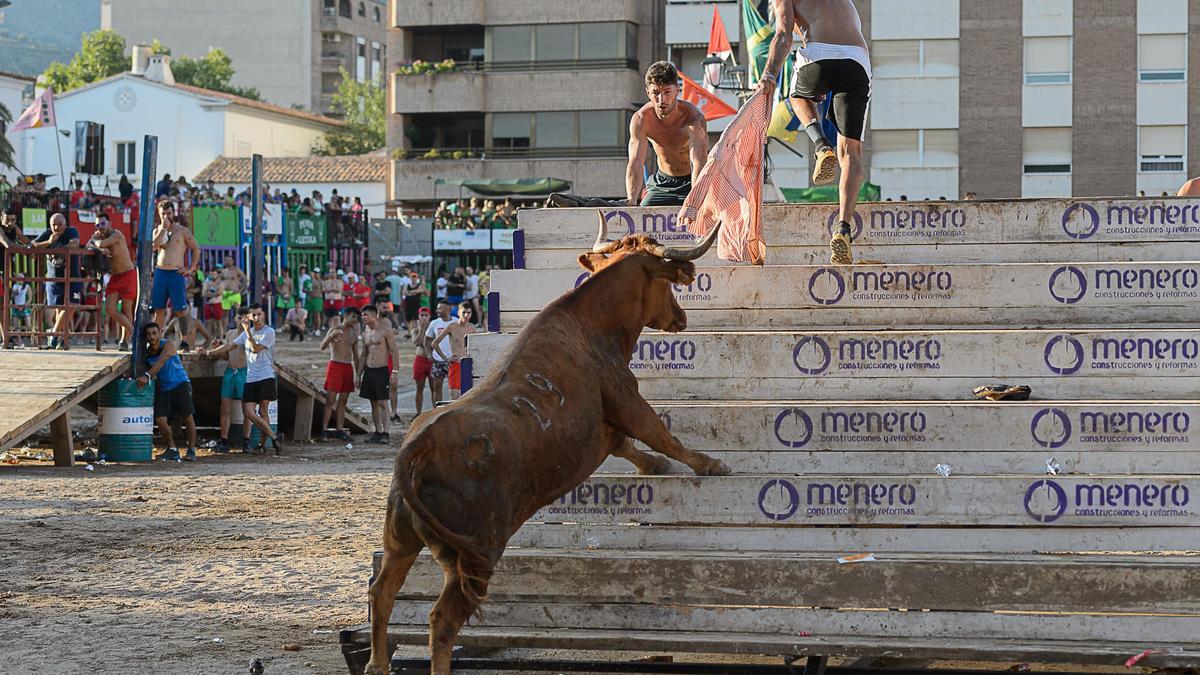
[432,197,525,230]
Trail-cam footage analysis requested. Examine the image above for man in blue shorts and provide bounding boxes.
[30,213,81,350]
[151,201,200,347]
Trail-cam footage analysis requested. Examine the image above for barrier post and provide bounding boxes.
[249,154,264,306]
[130,135,158,379]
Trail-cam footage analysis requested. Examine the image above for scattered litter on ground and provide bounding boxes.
[311,629,333,635]
[1045,458,1062,475]
[585,535,601,549]
[1125,649,1153,668]
[1007,665,1030,672]
[282,643,301,651]
[345,443,353,450]
[85,465,95,472]
[798,631,812,637]
[836,553,876,564]
[935,463,952,477]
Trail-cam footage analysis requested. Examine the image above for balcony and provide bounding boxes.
[392,154,625,202]
[392,67,643,114]
[321,53,347,72]
[320,14,356,34]
[393,0,484,27]
[394,0,647,28]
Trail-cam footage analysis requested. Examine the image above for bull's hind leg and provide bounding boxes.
[606,394,730,476]
[365,500,426,675]
[428,551,490,675]
[610,437,672,475]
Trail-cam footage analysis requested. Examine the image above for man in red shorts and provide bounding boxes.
[411,306,435,414]
[87,212,136,351]
[318,306,360,441]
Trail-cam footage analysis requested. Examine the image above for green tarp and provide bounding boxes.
[780,182,881,204]
[434,177,571,197]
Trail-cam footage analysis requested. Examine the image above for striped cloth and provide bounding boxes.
[678,88,771,265]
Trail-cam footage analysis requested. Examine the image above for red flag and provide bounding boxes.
[11,87,56,132]
[681,72,738,121]
[705,4,733,90]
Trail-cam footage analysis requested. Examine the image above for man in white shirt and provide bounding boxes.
[423,300,453,404]
[298,265,311,306]
[463,266,481,327]
[200,302,285,455]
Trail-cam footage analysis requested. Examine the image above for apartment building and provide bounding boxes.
[869,0,1197,200]
[387,1,666,210]
[101,0,387,115]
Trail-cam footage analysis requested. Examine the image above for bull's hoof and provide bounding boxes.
[694,457,731,476]
[640,455,673,475]
[364,660,387,675]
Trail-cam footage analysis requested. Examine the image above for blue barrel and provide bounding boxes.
[234,400,278,449]
[97,379,155,462]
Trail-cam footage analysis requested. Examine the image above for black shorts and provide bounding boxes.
[404,298,421,322]
[359,365,390,401]
[640,172,692,206]
[244,377,278,403]
[790,58,871,141]
[154,382,195,419]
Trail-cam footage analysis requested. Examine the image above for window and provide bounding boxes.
[1025,36,1072,84]
[338,0,351,18]
[536,24,576,61]
[1139,34,1186,82]
[373,6,380,22]
[579,23,621,59]
[492,113,531,149]
[535,112,575,147]
[492,25,532,62]
[115,141,136,175]
[323,0,335,16]
[578,110,621,146]
[872,39,958,78]
[1139,125,1186,172]
[357,2,365,17]
[871,129,957,168]
[1023,127,1072,174]
[356,39,367,81]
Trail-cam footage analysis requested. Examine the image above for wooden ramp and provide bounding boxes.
[0,351,130,464]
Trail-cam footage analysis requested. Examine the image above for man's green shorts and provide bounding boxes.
[305,296,322,315]
[221,366,248,400]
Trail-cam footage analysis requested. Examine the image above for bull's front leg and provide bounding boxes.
[603,386,730,476]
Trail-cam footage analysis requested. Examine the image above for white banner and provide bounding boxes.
[435,229,492,251]
[492,229,515,250]
[98,407,154,435]
[241,203,284,235]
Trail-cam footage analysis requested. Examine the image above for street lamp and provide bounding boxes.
[701,56,752,93]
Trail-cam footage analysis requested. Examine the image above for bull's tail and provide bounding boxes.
[396,442,492,611]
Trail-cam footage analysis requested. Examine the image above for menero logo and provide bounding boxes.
[1061,203,1101,240]
[1048,266,1087,304]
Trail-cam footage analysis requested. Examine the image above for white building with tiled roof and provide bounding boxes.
[0,70,34,181]
[17,55,342,191]
[195,154,387,211]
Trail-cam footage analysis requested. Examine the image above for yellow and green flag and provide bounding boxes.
[743,0,802,143]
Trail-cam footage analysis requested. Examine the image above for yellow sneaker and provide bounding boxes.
[812,148,838,185]
[830,230,853,265]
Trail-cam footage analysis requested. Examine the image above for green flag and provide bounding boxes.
[742,0,772,83]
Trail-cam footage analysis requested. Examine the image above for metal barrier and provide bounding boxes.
[2,246,103,350]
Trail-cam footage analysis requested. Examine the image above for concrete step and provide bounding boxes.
[516,197,1200,267]
[490,262,1200,330]
[467,329,1200,400]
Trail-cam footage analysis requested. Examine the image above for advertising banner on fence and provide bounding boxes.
[240,203,284,236]
[191,207,240,247]
[435,229,492,251]
[22,208,46,236]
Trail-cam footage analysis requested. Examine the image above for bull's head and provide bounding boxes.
[576,211,720,333]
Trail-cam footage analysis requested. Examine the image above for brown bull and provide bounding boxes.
[365,215,730,675]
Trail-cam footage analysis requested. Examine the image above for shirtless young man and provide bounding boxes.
[215,307,250,453]
[87,213,136,350]
[357,304,397,443]
[626,61,710,206]
[431,301,476,400]
[322,272,345,332]
[767,0,871,264]
[151,200,200,341]
[319,307,361,442]
[410,306,434,415]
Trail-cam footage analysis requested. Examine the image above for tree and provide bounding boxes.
[172,49,261,100]
[41,29,128,93]
[0,102,14,170]
[312,68,384,156]
[41,31,260,100]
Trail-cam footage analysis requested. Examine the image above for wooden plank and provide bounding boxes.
[518,198,1200,250]
[385,600,1200,644]
[498,475,1200,527]
[626,402,1200,454]
[523,241,1200,269]
[594,450,1200,475]
[292,393,314,442]
[503,524,1200,554]
[363,625,1200,668]
[492,262,1200,315]
[0,352,128,452]
[468,329,1200,401]
[50,412,73,467]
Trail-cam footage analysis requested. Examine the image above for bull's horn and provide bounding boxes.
[652,221,722,261]
[592,210,622,254]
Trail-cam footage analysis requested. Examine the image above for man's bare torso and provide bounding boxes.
[789,0,867,50]
[99,231,134,274]
[634,102,706,177]
[323,278,343,300]
[224,329,247,368]
[155,224,191,269]
[362,325,392,368]
[327,325,358,364]
[443,321,475,360]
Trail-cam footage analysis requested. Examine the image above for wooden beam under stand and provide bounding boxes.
[50,412,73,467]
[292,393,314,442]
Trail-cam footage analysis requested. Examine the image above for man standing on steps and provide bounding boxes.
[626,61,710,206]
[151,201,200,344]
[767,0,871,264]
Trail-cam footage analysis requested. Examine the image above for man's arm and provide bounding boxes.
[686,111,710,186]
[151,224,169,251]
[138,341,177,385]
[761,0,795,89]
[183,229,200,275]
[319,328,340,351]
[626,112,649,205]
